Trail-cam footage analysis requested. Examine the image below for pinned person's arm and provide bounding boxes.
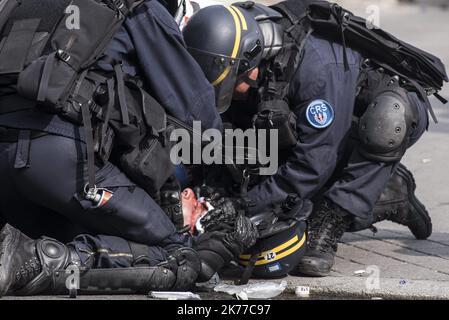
[124,0,222,130]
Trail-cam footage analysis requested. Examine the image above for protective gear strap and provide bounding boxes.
[79,96,96,190]
[114,63,130,126]
[237,252,258,285]
[36,52,56,102]
[331,3,350,71]
[99,78,115,151]
[128,241,150,263]
[13,129,31,169]
[374,61,438,124]
[0,18,40,74]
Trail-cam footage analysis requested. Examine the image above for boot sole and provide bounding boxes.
[295,257,333,277]
[396,164,432,240]
[0,224,21,297]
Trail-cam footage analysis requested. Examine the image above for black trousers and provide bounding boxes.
[0,133,189,267]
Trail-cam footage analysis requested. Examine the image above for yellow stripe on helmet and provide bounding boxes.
[211,6,242,86]
[239,233,306,266]
[230,5,248,31]
[240,235,300,261]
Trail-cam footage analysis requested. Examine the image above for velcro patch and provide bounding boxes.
[305,99,334,129]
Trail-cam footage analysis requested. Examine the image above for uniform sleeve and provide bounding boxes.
[247,36,361,213]
[124,0,222,130]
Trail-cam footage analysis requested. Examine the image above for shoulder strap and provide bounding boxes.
[306,1,448,103]
[260,0,313,102]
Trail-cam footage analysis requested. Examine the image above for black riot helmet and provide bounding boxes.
[239,196,312,279]
[183,4,264,113]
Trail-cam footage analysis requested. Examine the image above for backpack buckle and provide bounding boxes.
[112,0,124,9]
[110,0,128,15]
[57,49,71,63]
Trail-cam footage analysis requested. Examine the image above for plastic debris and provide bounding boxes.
[214,281,287,299]
[295,286,310,298]
[399,279,408,285]
[236,291,249,300]
[149,291,201,300]
[354,269,367,276]
[422,158,432,164]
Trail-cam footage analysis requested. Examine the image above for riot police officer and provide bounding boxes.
[182,1,439,277]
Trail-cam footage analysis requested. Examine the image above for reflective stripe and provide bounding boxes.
[230,5,247,31]
[240,234,299,260]
[211,6,242,86]
[240,233,306,266]
[96,249,133,258]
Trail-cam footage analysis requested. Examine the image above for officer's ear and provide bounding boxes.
[235,68,259,95]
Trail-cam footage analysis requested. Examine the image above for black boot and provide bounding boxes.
[0,224,81,296]
[372,163,432,240]
[295,199,351,277]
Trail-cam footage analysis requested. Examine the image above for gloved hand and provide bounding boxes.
[194,214,258,266]
[195,185,222,203]
[223,213,259,254]
[200,197,238,233]
[193,214,258,282]
[200,196,255,232]
[195,185,254,211]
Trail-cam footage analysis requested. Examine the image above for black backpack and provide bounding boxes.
[0,0,175,199]
[242,0,448,125]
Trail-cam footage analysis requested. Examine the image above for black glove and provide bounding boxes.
[193,214,259,281]
[195,185,222,203]
[223,213,259,255]
[200,197,238,233]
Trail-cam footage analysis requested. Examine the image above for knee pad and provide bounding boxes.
[14,237,74,295]
[167,247,202,290]
[358,78,418,163]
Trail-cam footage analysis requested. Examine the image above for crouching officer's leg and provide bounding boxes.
[296,81,430,277]
[0,224,201,296]
[370,163,431,239]
[357,88,431,238]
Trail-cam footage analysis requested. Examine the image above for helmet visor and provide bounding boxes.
[188,48,241,113]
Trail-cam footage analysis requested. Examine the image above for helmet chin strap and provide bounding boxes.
[237,73,259,89]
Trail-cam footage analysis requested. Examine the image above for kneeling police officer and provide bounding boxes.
[183,1,447,277]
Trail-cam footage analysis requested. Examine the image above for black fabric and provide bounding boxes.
[80,98,96,190]
[13,129,31,169]
[114,64,130,125]
[1,0,71,38]
[0,0,21,33]
[129,241,152,262]
[0,135,179,246]
[0,18,40,74]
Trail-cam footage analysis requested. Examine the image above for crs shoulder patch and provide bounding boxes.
[305,99,334,129]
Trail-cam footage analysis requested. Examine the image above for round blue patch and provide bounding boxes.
[305,99,334,129]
